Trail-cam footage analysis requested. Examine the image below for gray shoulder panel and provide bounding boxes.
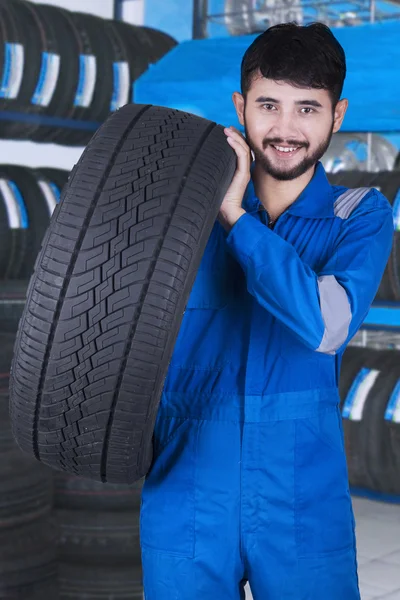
[333,187,372,220]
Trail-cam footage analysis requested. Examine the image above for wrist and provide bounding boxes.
[218,208,246,233]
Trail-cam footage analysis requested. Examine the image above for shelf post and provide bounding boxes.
[193,0,209,39]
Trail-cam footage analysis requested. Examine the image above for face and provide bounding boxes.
[233,77,348,181]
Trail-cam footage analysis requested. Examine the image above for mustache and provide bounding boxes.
[262,138,309,150]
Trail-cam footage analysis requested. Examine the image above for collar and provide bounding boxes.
[243,161,335,220]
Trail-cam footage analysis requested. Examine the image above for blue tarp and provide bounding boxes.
[135,21,400,133]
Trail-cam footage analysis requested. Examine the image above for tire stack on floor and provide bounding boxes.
[0,0,177,145]
[0,331,57,599]
[339,345,400,495]
[54,473,144,599]
[0,158,147,592]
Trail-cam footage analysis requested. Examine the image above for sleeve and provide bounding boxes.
[225,191,394,354]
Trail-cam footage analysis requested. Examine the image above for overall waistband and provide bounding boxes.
[157,387,340,423]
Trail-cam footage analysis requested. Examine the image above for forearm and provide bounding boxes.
[225,213,326,350]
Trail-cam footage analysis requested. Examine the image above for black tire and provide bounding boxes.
[103,18,138,107]
[0,0,44,140]
[140,25,178,61]
[342,349,392,488]
[0,449,53,528]
[339,346,372,408]
[0,167,29,278]
[28,3,85,146]
[0,165,53,279]
[0,332,18,452]
[40,9,112,147]
[0,331,17,378]
[59,13,114,128]
[377,262,394,301]
[9,104,236,483]
[58,564,142,599]
[387,381,400,493]
[54,471,143,511]
[368,171,400,301]
[34,168,70,196]
[31,2,80,124]
[5,0,66,141]
[0,280,29,333]
[0,517,58,599]
[363,352,400,494]
[56,509,141,565]
[0,389,14,452]
[111,21,176,86]
[107,21,149,108]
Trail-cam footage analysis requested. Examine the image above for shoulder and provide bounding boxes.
[331,185,392,221]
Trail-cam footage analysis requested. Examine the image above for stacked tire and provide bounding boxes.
[328,171,400,301]
[0,165,69,278]
[340,345,400,495]
[0,0,177,145]
[54,473,144,599]
[0,332,57,599]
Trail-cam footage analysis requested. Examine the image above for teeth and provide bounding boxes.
[274,146,297,153]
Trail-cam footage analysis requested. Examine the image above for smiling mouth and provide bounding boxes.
[270,144,303,157]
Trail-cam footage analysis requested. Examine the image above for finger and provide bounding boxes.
[225,126,246,140]
[225,130,251,154]
[225,128,250,153]
[226,138,251,174]
[224,126,246,141]
[226,136,249,158]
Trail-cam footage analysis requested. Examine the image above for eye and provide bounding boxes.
[261,104,276,111]
[301,107,315,114]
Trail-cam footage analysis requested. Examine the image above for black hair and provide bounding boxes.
[241,22,346,106]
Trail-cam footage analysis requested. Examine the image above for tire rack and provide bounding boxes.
[0,0,177,148]
[348,307,400,503]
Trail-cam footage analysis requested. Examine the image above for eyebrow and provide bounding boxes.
[255,96,323,108]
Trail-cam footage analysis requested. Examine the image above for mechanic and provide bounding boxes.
[140,22,394,599]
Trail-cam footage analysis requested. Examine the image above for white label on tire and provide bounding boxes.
[0,179,28,229]
[384,379,400,423]
[31,52,60,107]
[110,61,130,111]
[37,180,58,216]
[74,54,97,108]
[0,43,24,99]
[342,368,380,421]
[393,189,400,232]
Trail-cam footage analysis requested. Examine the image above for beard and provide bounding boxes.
[244,120,335,181]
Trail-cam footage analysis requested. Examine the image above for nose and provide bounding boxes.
[269,111,299,142]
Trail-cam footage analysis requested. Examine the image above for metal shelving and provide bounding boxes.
[193,0,400,39]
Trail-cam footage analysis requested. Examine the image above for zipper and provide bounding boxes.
[258,206,276,230]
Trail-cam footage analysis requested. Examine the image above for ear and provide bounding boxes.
[332,98,348,133]
[232,92,245,127]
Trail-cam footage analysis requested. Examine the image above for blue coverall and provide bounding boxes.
[140,161,394,599]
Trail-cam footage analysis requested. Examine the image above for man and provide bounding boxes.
[140,22,393,599]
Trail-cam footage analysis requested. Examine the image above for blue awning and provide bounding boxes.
[135,21,400,133]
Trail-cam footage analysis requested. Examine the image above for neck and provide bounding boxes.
[252,162,317,222]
